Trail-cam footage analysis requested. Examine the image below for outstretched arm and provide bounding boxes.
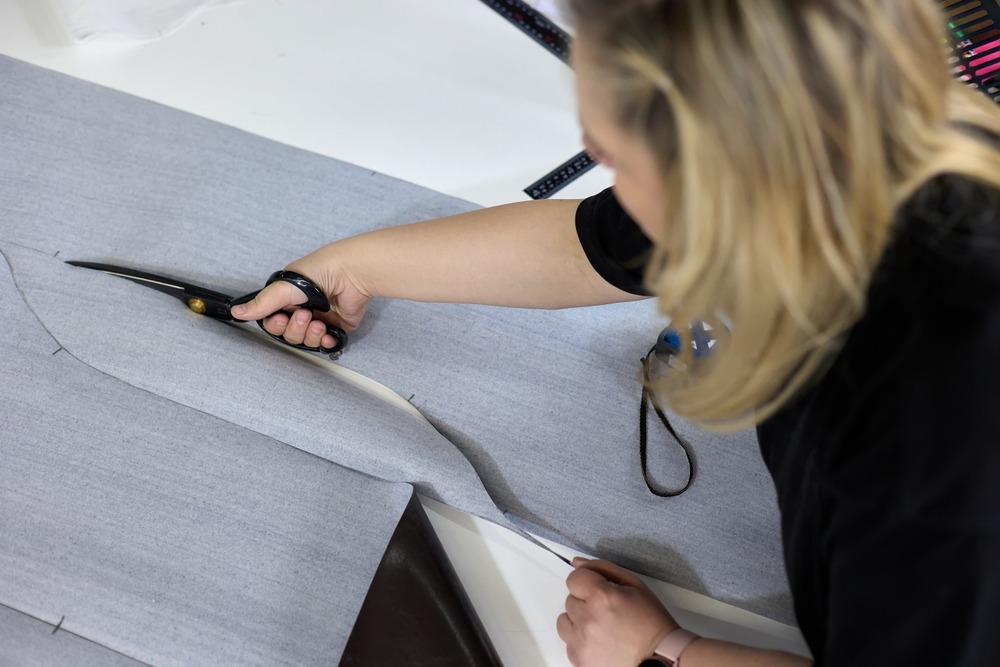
[328,199,644,308]
[232,199,646,349]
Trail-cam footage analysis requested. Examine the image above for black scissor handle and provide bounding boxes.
[230,270,348,359]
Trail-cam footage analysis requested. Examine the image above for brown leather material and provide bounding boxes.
[340,493,503,666]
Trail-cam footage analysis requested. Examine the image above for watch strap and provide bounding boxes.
[653,627,700,665]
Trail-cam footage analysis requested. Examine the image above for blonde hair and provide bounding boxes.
[568,0,1000,430]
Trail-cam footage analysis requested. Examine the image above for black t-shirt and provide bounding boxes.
[575,181,1000,665]
[575,188,654,296]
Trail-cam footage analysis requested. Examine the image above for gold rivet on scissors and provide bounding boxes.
[187,298,207,314]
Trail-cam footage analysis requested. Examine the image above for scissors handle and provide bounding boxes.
[230,270,348,360]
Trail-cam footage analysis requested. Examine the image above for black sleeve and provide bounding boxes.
[575,187,654,296]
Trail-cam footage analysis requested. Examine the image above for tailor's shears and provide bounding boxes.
[66,261,348,359]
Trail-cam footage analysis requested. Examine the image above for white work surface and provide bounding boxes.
[0,0,809,664]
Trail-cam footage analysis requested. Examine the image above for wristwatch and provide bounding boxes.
[639,627,701,666]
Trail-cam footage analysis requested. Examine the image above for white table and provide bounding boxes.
[0,1,808,664]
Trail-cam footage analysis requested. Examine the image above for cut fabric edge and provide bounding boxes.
[0,239,573,570]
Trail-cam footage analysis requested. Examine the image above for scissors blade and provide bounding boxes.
[65,261,235,317]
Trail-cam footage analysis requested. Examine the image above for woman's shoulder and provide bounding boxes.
[888,173,1000,292]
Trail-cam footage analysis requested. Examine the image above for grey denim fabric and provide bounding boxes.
[0,49,795,660]
[0,605,149,667]
[0,605,146,667]
[0,249,415,664]
[4,243,508,527]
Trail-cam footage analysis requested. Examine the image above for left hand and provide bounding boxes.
[557,557,679,667]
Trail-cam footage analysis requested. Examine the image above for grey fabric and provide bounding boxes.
[349,300,790,617]
[3,242,507,527]
[0,251,415,664]
[0,605,147,667]
[0,51,794,630]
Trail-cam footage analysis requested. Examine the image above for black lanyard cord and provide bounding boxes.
[639,346,696,497]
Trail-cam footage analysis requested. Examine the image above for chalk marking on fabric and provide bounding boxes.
[0,238,54,257]
[1,601,156,664]
[51,615,64,634]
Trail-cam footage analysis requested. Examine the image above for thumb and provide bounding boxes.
[230,281,307,321]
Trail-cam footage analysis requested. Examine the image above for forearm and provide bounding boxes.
[302,199,645,309]
[679,638,812,667]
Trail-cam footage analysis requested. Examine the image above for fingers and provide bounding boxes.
[572,557,646,589]
[231,281,307,322]
[232,281,341,350]
[566,566,610,601]
[263,309,338,350]
[565,593,587,621]
[562,558,680,667]
[262,312,290,336]
[565,558,650,611]
[232,270,362,337]
[556,612,573,644]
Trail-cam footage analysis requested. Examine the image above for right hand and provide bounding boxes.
[230,248,371,351]
[558,557,678,667]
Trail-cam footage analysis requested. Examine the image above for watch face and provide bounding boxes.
[640,659,671,667]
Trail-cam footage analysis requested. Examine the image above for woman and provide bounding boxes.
[233,1,1000,664]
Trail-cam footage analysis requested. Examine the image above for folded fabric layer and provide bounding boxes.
[0,54,793,624]
[0,253,416,664]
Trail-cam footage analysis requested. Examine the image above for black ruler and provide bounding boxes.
[523,149,596,200]
[480,0,597,198]
[481,0,572,63]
